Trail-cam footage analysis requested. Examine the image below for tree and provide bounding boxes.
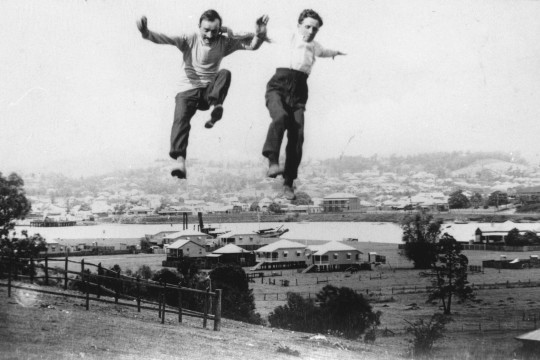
[268,293,319,333]
[0,173,31,236]
[0,173,46,267]
[506,228,536,246]
[249,201,259,212]
[505,228,522,246]
[316,285,381,339]
[291,191,313,205]
[448,190,470,209]
[428,234,474,315]
[268,202,282,214]
[487,191,508,207]
[469,192,483,208]
[210,265,264,325]
[401,211,442,269]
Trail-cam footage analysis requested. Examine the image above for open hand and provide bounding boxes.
[137,16,149,36]
[333,51,346,59]
[255,15,269,37]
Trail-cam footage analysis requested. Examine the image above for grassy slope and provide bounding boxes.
[0,284,398,360]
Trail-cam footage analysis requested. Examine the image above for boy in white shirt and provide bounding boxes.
[261,9,345,200]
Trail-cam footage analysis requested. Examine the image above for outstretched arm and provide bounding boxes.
[136,16,186,48]
[316,43,346,59]
[228,15,270,52]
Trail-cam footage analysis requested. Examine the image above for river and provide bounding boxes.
[16,221,403,245]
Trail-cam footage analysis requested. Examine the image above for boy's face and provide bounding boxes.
[297,17,320,43]
[199,19,221,45]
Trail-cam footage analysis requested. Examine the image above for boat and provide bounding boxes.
[453,218,469,224]
[198,212,229,238]
[254,225,289,238]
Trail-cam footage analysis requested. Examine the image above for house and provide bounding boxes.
[126,206,152,215]
[516,186,540,204]
[43,239,63,254]
[205,244,256,268]
[166,239,206,258]
[473,220,540,244]
[305,241,363,272]
[322,193,360,212]
[145,231,178,246]
[217,231,284,251]
[163,239,207,267]
[253,239,308,270]
[161,229,214,247]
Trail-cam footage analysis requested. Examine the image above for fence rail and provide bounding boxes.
[0,254,222,331]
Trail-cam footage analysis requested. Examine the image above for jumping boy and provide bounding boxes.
[137,10,269,179]
[262,9,345,200]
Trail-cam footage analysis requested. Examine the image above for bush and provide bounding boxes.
[406,313,451,357]
[210,265,264,325]
[269,285,381,340]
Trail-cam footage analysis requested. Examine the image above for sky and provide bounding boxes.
[2,0,540,177]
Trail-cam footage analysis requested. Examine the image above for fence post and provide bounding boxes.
[115,271,120,304]
[162,283,166,324]
[44,256,49,286]
[64,254,68,290]
[214,289,222,331]
[30,256,34,284]
[136,276,141,312]
[97,263,102,299]
[203,288,210,329]
[178,284,182,323]
[158,288,162,319]
[85,278,90,311]
[81,259,85,279]
[7,254,12,298]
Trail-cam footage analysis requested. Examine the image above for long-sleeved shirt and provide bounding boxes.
[274,31,339,75]
[144,30,253,92]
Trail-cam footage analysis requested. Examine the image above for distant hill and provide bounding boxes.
[451,159,530,178]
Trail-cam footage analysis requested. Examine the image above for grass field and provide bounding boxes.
[40,242,540,358]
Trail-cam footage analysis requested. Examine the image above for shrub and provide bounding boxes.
[269,285,381,340]
[406,313,451,357]
[210,265,264,325]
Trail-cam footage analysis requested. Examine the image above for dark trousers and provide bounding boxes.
[262,68,309,185]
[169,69,231,160]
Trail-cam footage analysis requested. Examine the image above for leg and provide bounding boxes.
[204,69,231,128]
[262,90,290,178]
[282,107,305,200]
[170,90,199,178]
[283,106,305,184]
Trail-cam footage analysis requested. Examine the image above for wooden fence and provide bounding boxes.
[0,255,222,331]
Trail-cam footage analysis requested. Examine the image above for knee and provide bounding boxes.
[218,69,232,80]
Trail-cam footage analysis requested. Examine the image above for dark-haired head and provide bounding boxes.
[200,9,222,27]
[199,9,222,45]
[298,9,323,27]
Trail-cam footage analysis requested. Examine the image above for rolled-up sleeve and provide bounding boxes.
[314,42,339,58]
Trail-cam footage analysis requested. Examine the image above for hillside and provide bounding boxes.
[451,159,529,178]
[0,283,398,360]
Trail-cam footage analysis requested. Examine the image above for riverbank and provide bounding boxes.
[99,211,540,225]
